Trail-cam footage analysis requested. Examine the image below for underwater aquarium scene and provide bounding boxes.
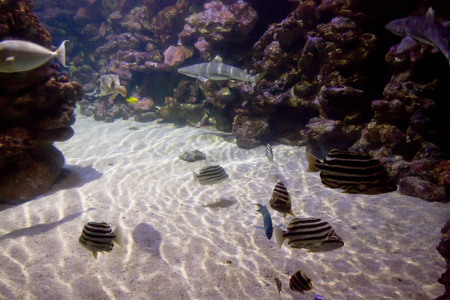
[0,0,449,299]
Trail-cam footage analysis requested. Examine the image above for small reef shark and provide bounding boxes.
[385,7,450,65]
[178,55,264,87]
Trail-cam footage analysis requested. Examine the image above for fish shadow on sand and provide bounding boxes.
[0,208,96,243]
[46,164,103,194]
[203,197,237,209]
[132,223,162,259]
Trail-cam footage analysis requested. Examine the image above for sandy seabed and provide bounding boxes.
[0,110,448,300]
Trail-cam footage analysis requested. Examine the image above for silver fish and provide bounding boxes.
[289,270,312,293]
[269,181,295,219]
[193,165,228,185]
[273,217,344,252]
[306,149,397,194]
[99,74,127,103]
[178,55,264,87]
[79,222,122,259]
[385,7,450,65]
[0,39,67,73]
[265,143,273,161]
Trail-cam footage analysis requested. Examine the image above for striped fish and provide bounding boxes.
[265,143,273,162]
[289,270,312,293]
[306,149,397,194]
[254,204,273,240]
[269,181,295,219]
[273,217,344,252]
[274,276,283,294]
[79,222,123,259]
[178,55,265,87]
[193,165,228,185]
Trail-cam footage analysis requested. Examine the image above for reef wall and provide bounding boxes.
[0,0,83,203]
[32,0,449,202]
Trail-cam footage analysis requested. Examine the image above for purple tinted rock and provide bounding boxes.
[163,45,194,67]
[399,176,447,202]
[182,0,258,45]
[232,115,270,149]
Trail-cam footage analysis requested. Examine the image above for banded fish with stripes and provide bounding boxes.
[273,217,344,252]
[178,55,265,87]
[79,222,123,259]
[193,165,228,185]
[290,270,313,293]
[269,181,295,219]
[306,149,397,194]
[265,143,273,162]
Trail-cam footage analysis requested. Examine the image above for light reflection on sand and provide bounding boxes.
[0,111,448,299]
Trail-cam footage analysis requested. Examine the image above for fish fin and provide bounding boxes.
[396,36,417,53]
[109,92,118,104]
[119,86,127,97]
[55,40,68,67]
[273,226,286,249]
[305,152,320,172]
[5,56,14,62]
[193,171,198,182]
[442,21,450,29]
[425,7,435,20]
[93,251,98,259]
[289,210,296,217]
[212,55,223,63]
[431,47,440,53]
[198,76,209,82]
[250,72,265,87]
[112,226,125,247]
[253,203,262,212]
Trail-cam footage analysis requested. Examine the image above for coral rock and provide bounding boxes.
[398,176,447,202]
[163,45,194,67]
[232,115,270,149]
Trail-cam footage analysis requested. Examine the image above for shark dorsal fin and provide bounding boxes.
[212,55,223,63]
[426,7,435,21]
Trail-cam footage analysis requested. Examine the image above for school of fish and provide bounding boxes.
[0,37,398,297]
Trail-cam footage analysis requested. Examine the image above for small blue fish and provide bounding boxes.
[315,295,325,300]
[254,204,273,240]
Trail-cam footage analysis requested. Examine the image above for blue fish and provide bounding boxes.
[254,204,273,240]
[315,295,325,300]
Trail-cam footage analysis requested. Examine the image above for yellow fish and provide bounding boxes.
[126,97,140,104]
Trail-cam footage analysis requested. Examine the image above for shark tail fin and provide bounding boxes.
[55,40,68,67]
[250,72,266,87]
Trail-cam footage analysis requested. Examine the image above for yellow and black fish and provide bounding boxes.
[269,181,295,219]
[290,270,312,293]
[193,165,228,185]
[306,149,397,194]
[79,222,123,259]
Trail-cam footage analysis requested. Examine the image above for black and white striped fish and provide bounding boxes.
[306,149,397,194]
[79,222,123,259]
[265,143,273,161]
[193,165,228,185]
[273,217,344,252]
[269,181,295,219]
[290,270,312,293]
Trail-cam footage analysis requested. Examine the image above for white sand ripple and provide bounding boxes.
[0,111,448,299]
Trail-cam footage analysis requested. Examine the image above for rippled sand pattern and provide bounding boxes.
[0,112,448,299]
